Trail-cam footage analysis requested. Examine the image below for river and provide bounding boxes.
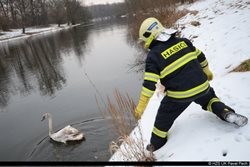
[0,20,142,161]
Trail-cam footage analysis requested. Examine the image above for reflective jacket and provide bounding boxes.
[141,35,210,102]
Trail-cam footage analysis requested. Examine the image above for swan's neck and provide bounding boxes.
[48,115,53,136]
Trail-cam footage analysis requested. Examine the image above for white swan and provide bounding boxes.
[41,112,85,143]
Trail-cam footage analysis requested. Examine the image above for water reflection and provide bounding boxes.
[0,20,142,161]
[0,26,90,110]
[125,18,148,74]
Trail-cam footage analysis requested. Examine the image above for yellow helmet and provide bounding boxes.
[139,17,164,49]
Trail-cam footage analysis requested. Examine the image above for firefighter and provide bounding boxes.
[135,17,248,152]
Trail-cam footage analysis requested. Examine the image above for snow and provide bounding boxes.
[110,0,250,163]
[0,24,80,43]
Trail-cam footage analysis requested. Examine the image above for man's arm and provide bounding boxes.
[184,38,213,81]
[135,54,160,120]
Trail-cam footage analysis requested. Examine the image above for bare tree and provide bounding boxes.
[38,0,48,25]
[1,0,142,31]
[0,0,8,18]
[9,0,18,27]
[29,0,36,25]
[64,0,81,25]
[0,0,10,30]
[48,0,66,27]
[14,0,30,33]
[87,3,126,21]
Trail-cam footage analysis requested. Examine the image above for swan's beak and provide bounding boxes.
[41,116,46,121]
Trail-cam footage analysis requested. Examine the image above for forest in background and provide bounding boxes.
[0,0,195,33]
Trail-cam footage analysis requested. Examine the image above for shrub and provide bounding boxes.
[96,90,155,162]
[231,59,250,72]
[126,5,196,73]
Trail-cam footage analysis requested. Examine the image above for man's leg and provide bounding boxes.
[194,87,248,127]
[148,96,191,152]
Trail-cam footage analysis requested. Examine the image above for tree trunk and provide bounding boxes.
[0,2,8,18]
[9,1,17,27]
[30,0,36,25]
[22,27,25,34]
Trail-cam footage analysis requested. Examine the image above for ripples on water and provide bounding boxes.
[28,118,116,161]
[0,20,142,161]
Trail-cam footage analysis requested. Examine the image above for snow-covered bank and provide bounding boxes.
[0,24,81,43]
[110,0,250,162]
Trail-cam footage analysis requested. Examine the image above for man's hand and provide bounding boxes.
[134,94,150,120]
[203,66,213,81]
[135,108,143,120]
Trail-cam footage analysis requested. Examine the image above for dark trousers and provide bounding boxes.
[150,87,234,150]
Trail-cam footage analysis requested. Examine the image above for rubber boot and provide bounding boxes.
[223,111,248,127]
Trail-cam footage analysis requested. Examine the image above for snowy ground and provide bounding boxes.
[0,24,81,43]
[110,0,250,163]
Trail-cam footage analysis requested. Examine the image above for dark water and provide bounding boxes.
[0,21,142,161]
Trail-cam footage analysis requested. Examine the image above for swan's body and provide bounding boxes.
[41,112,85,143]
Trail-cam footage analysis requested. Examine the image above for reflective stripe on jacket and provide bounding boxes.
[141,36,209,102]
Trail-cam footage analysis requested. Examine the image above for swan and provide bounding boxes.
[41,112,85,143]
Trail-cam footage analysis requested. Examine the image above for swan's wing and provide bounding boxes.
[50,133,67,143]
[50,125,83,143]
[67,132,84,141]
[63,125,80,135]
[50,127,74,142]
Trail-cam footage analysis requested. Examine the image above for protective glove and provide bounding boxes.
[203,66,213,81]
[135,94,150,120]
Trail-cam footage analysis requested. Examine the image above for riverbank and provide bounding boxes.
[0,24,81,43]
[110,0,250,162]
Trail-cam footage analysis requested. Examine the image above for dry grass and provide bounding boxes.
[96,89,136,136]
[96,89,155,162]
[109,129,155,162]
[127,8,189,42]
[231,59,250,72]
[189,10,199,16]
[126,7,192,73]
[190,20,201,26]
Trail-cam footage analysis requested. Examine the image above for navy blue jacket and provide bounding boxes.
[141,35,210,102]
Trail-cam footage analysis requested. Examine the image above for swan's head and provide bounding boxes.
[41,112,51,121]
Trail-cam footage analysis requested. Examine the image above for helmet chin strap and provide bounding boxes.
[144,34,155,49]
[144,30,162,49]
